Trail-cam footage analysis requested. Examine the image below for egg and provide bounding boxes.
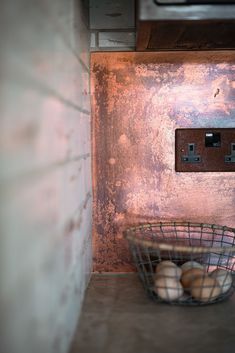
[181,261,204,274]
[154,277,184,301]
[190,276,221,302]
[156,260,177,271]
[210,269,233,294]
[155,261,182,279]
[181,268,206,289]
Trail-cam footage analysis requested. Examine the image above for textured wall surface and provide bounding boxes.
[0,1,92,353]
[91,51,235,272]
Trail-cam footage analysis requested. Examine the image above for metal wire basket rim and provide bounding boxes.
[124,221,235,254]
[125,221,235,233]
[125,233,235,253]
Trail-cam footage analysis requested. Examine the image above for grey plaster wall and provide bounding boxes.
[0,1,92,353]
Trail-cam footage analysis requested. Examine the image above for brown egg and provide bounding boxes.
[181,268,206,289]
[154,277,184,301]
[191,276,221,302]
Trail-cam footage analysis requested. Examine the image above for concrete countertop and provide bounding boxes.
[70,274,235,353]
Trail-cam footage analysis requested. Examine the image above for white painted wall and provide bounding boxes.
[0,1,92,353]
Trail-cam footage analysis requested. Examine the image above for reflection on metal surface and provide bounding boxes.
[139,0,235,20]
[91,51,235,272]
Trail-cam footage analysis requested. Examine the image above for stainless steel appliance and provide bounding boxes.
[155,0,235,4]
[137,0,235,50]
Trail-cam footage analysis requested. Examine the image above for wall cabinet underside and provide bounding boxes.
[137,21,235,51]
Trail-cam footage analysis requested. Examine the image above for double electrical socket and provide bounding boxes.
[175,128,235,172]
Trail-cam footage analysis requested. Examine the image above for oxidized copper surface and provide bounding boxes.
[91,52,235,272]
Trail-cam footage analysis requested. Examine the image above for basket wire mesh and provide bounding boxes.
[124,221,235,306]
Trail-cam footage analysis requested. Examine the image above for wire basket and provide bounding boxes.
[124,221,235,306]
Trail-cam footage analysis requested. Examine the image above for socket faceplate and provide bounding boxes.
[175,128,235,172]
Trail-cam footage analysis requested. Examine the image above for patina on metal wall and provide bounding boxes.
[91,51,235,272]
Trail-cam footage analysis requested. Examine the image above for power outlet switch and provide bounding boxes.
[205,132,221,147]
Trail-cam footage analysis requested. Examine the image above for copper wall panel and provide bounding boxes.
[91,51,235,272]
